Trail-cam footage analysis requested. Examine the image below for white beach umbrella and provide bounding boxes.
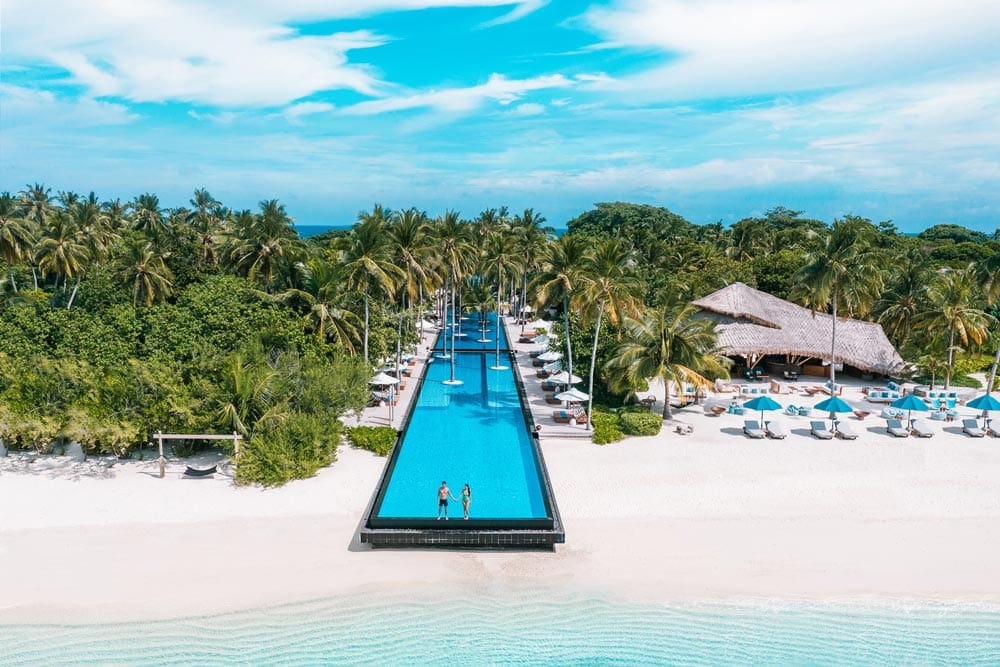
[536,350,563,362]
[370,372,399,386]
[527,319,549,330]
[416,319,437,330]
[549,370,582,385]
[555,387,589,402]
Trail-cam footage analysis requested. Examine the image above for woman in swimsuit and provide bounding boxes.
[461,484,472,520]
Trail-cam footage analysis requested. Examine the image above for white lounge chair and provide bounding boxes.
[910,419,934,438]
[962,419,985,438]
[765,420,788,439]
[835,421,858,440]
[810,421,834,439]
[743,420,766,439]
[987,422,1000,438]
[886,419,910,438]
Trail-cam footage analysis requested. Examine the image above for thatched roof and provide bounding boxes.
[692,282,904,375]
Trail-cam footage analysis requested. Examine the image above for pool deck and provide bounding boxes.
[504,317,593,440]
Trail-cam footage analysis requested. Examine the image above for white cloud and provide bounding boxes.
[283,102,337,121]
[582,0,1000,100]
[0,84,138,127]
[343,74,574,115]
[1,1,545,108]
[509,103,546,116]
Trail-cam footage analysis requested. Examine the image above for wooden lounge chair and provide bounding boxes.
[709,405,727,416]
[743,420,766,439]
[540,380,566,392]
[765,420,787,439]
[544,392,562,405]
[853,410,870,420]
[184,465,217,478]
[886,419,910,438]
[910,419,934,438]
[836,421,858,440]
[810,421,834,439]
[962,419,985,438]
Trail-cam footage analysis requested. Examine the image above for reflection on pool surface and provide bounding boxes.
[374,348,548,521]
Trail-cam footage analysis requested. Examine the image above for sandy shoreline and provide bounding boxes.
[3,419,1000,623]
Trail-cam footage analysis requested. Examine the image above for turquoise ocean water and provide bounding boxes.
[2,590,998,665]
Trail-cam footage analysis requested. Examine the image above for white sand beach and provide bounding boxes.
[3,401,1000,623]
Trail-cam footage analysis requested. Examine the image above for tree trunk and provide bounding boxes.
[495,277,503,367]
[9,271,17,293]
[586,303,603,431]
[520,276,528,333]
[66,275,81,310]
[986,341,1000,393]
[945,325,955,389]
[829,282,838,390]
[363,295,370,365]
[31,266,38,290]
[563,295,574,381]
[662,377,672,420]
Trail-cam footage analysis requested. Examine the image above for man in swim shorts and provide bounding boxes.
[437,480,457,519]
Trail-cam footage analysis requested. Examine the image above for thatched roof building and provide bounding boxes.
[692,282,904,376]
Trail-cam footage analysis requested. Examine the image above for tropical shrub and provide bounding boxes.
[347,425,398,456]
[235,412,338,487]
[620,411,662,436]
[591,410,624,445]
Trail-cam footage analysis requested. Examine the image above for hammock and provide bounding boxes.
[184,465,217,477]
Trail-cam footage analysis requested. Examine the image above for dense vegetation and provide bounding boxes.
[1,188,998,465]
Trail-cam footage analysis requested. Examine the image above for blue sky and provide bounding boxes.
[2,0,999,231]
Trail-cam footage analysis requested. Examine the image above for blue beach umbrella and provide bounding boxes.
[814,396,854,424]
[967,393,1000,427]
[890,394,930,426]
[743,395,782,422]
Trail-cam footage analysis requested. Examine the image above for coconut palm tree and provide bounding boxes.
[132,192,165,235]
[186,188,223,267]
[116,239,174,307]
[35,209,90,308]
[977,251,1000,392]
[339,215,402,364]
[216,351,288,437]
[273,259,362,353]
[0,192,34,292]
[387,207,434,310]
[606,303,728,420]
[875,251,933,347]
[914,266,994,389]
[579,238,642,428]
[531,234,591,382]
[791,216,881,391]
[432,210,475,368]
[513,210,553,328]
[484,223,520,367]
[19,183,51,226]
[224,199,302,292]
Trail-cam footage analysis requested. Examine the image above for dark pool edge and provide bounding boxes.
[359,318,565,549]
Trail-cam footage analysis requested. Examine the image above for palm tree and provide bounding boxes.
[914,266,994,389]
[387,208,433,310]
[339,215,402,364]
[274,259,362,353]
[186,188,223,267]
[977,251,1000,392]
[531,234,591,382]
[513,210,553,328]
[791,216,881,390]
[875,251,933,347]
[432,210,475,371]
[35,209,90,308]
[224,199,303,292]
[606,303,728,419]
[116,240,174,307]
[484,224,520,368]
[0,192,34,292]
[132,192,165,235]
[579,238,642,428]
[19,183,51,226]
[216,351,287,437]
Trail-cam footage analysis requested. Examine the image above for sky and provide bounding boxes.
[2,0,999,232]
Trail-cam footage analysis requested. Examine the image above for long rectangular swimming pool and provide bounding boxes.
[364,313,562,542]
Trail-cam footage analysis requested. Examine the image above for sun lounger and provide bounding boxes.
[987,422,1000,438]
[852,410,870,420]
[184,465,217,478]
[879,407,901,420]
[709,405,727,416]
[765,420,787,439]
[784,404,799,416]
[835,421,858,440]
[886,419,910,437]
[797,407,811,417]
[743,420,766,439]
[910,419,934,438]
[552,408,587,424]
[962,419,985,437]
[540,380,566,392]
[810,421,834,439]
[544,393,562,405]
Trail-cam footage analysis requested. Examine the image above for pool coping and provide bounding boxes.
[359,316,565,549]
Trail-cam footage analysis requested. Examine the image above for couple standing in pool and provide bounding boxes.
[437,481,472,519]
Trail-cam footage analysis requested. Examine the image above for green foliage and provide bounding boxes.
[235,412,339,487]
[591,410,625,444]
[928,242,993,267]
[918,224,990,244]
[347,425,398,456]
[567,202,695,242]
[620,411,662,436]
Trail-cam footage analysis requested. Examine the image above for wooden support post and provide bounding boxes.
[156,431,165,479]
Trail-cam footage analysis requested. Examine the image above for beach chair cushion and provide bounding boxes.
[911,419,934,437]
[810,421,833,439]
[743,420,766,438]
[886,419,910,437]
[962,419,985,437]
[836,422,858,440]
[766,420,788,439]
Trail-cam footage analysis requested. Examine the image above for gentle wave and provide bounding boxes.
[2,590,999,665]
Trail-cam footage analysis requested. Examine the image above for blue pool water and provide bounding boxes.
[3,591,999,665]
[433,311,511,352]
[375,345,546,520]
